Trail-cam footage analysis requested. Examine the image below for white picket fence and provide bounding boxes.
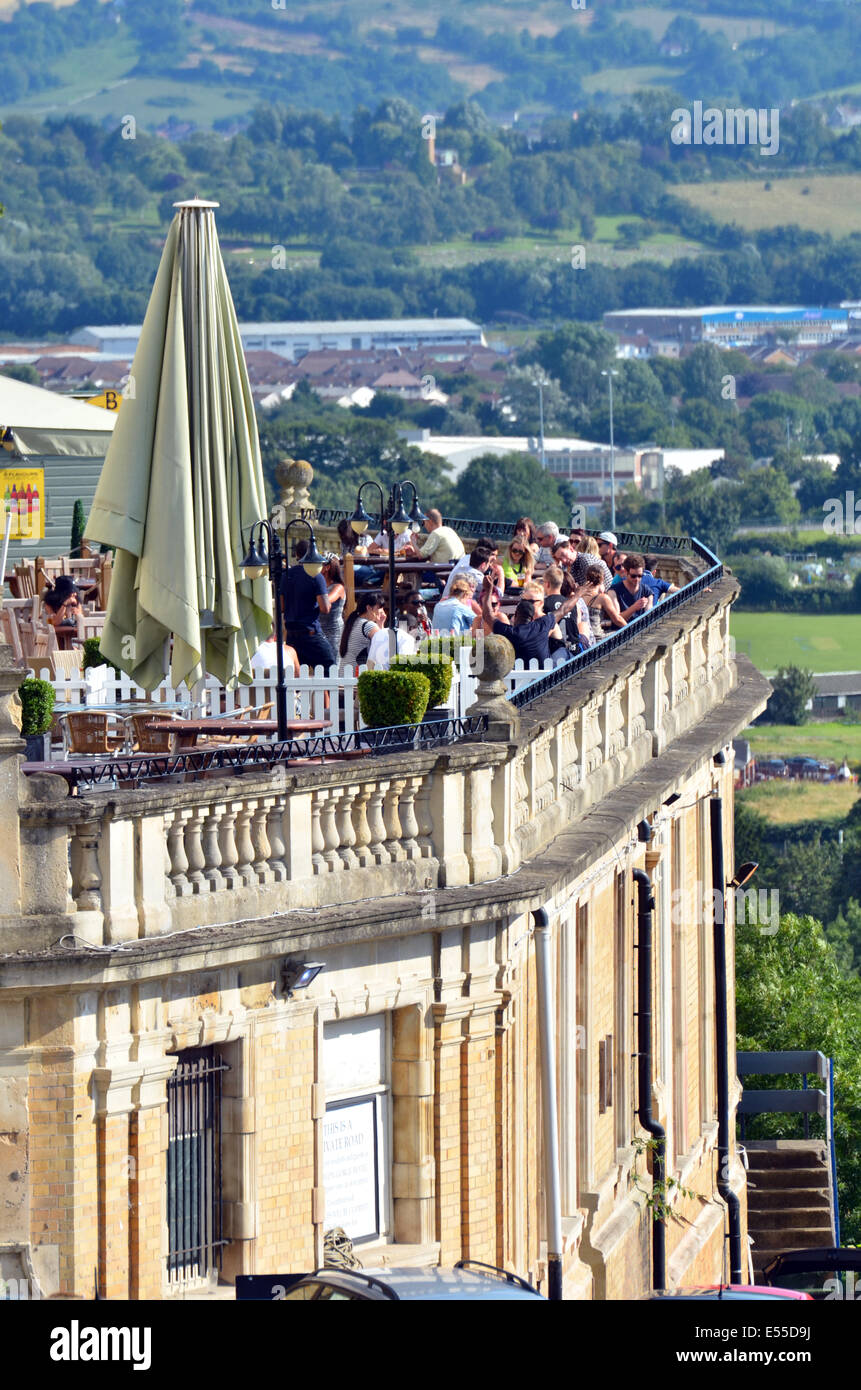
[29,650,554,736]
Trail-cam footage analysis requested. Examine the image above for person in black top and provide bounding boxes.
[280,550,336,669]
[483,578,580,665]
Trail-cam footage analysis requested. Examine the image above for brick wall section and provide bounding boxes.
[98,1113,130,1299]
[254,1019,315,1271]
[591,880,616,1182]
[459,1008,497,1263]
[129,1106,164,1300]
[434,1013,465,1266]
[29,1056,98,1298]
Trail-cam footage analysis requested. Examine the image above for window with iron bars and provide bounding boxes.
[166,1047,230,1286]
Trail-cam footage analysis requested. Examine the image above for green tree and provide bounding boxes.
[765,666,817,725]
[736,912,861,1239]
[664,469,741,556]
[70,499,86,558]
[453,451,567,525]
[736,466,801,527]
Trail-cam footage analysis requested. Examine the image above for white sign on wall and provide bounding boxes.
[323,1097,379,1241]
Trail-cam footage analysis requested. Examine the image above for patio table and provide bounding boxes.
[145,717,330,750]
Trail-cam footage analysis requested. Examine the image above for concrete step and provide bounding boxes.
[747,1207,832,1232]
[750,1229,830,1253]
[743,1142,827,1172]
[745,1168,827,1189]
[748,1187,831,1211]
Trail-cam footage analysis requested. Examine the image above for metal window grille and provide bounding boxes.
[166,1047,230,1283]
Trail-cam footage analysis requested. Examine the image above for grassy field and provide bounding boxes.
[409,219,704,271]
[582,65,678,96]
[730,612,861,676]
[675,174,861,238]
[737,779,858,824]
[743,720,861,769]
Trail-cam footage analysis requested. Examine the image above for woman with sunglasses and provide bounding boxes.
[41,577,81,630]
[501,538,535,590]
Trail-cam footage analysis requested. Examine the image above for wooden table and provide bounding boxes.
[146,717,330,750]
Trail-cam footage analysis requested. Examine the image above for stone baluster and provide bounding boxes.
[351,784,373,867]
[366,784,390,864]
[335,786,359,871]
[184,805,207,894]
[219,804,240,889]
[319,790,342,873]
[252,798,275,885]
[202,804,226,892]
[266,799,288,881]
[310,792,326,875]
[384,778,407,862]
[72,819,103,912]
[414,776,434,858]
[398,780,420,861]
[233,801,257,888]
[166,808,192,898]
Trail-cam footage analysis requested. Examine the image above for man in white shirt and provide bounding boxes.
[405,509,465,564]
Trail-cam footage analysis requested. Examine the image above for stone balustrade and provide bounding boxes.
[9,575,737,951]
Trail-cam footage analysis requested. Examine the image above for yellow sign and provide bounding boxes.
[83,391,122,412]
[2,467,45,541]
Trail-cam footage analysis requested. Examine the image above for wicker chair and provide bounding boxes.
[129,711,184,754]
[60,711,130,759]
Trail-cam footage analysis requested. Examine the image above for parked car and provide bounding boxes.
[761,1247,861,1300]
[236,1260,545,1302]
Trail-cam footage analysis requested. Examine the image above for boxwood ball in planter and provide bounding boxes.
[357,669,431,735]
[390,655,453,717]
[18,677,56,762]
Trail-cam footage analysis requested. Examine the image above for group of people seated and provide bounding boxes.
[387,517,678,668]
[258,511,678,678]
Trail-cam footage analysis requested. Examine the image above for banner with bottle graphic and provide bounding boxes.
[2,468,44,541]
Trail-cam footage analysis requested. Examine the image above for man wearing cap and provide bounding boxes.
[597,532,619,573]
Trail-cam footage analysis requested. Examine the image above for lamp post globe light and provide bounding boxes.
[601,368,619,533]
[241,515,326,739]
[350,479,426,640]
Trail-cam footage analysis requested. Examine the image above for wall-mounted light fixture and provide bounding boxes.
[729,862,758,890]
[281,960,325,997]
[637,819,653,843]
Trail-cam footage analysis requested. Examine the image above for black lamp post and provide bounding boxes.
[349,479,426,639]
[241,515,325,740]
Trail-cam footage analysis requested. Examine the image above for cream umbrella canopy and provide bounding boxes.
[85,199,272,691]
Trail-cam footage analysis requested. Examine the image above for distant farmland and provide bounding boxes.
[675,174,861,238]
[731,611,861,675]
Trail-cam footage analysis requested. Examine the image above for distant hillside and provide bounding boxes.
[1,0,860,130]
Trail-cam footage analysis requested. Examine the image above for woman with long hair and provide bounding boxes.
[339,591,386,671]
[320,554,346,658]
[501,538,535,590]
[41,577,80,632]
[513,517,538,557]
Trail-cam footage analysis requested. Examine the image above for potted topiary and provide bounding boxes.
[391,654,454,726]
[18,677,56,762]
[357,669,430,747]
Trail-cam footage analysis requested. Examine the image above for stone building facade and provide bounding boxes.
[0,564,769,1300]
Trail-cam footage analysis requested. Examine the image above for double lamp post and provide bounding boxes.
[241,477,425,739]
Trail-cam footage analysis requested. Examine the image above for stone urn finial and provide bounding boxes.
[465,633,520,739]
[275,456,315,525]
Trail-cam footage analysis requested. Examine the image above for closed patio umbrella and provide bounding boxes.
[85,198,272,691]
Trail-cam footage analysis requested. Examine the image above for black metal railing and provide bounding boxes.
[167,1048,230,1283]
[56,715,489,792]
[508,535,722,710]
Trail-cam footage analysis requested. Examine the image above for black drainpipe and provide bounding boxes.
[710,794,744,1285]
[633,867,666,1292]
